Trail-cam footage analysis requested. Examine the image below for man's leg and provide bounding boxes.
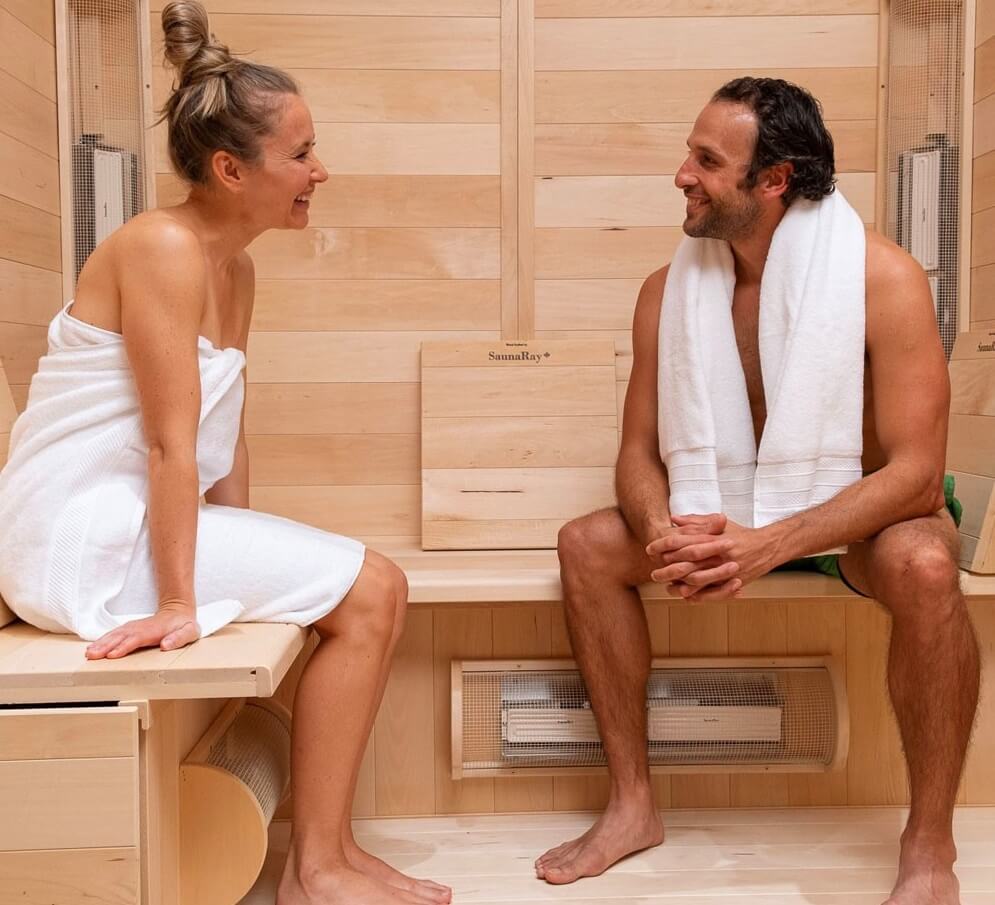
[837,512,980,905]
[534,507,664,884]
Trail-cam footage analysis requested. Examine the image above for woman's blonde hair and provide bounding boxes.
[159,0,299,185]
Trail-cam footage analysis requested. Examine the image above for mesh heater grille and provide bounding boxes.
[883,0,965,358]
[456,661,842,776]
[64,0,149,283]
[204,701,291,821]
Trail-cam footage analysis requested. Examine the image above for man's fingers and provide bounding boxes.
[660,538,734,565]
[682,578,744,602]
[647,533,733,557]
[652,557,726,583]
[671,512,727,534]
[680,561,740,588]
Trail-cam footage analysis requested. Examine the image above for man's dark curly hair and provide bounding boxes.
[712,77,836,206]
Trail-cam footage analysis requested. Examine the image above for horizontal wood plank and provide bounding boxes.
[252,280,500,331]
[0,707,137,760]
[247,434,419,485]
[423,466,617,520]
[536,67,878,123]
[0,195,61,272]
[973,207,995,268]
[536,121,874,175]
[149,0,499,13]
[536,0,877,14]
[535,227,682,279]
[160,175,501,226]
[0,848,138,905]
[248,331,497,383]
[422,366,618,417]
[0,8,56,100]
[0,757,137,850]
[976,92,995,159]
[535,172,874,227]
[536,279,643,331]
[0,258,61,326]
[250,484,420,537]
[948,414,995,478]
[421,338,616,367]
[0,322,47,385]
[245,383,420,434]
[248,229,500,280]
[535,16,879,71]
[972,264,995,323]
[184,14,500,70]
[0,135,58,217]
[978,34,995,103]
[423,416,618,468]
[0,0,55,41]
[974,149,995,214]
[0,67,57,157]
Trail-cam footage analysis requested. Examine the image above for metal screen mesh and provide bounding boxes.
[205,702,291,821]
[65,0,148,283]
[884,0,965,358]
[460,666,837,773]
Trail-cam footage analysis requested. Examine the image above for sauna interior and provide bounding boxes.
[1,0,995,903]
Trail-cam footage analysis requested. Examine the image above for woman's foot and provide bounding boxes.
[277,860,432,905]
[345,839,452,903]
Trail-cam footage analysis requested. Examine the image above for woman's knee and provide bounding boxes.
[314,551,407,643]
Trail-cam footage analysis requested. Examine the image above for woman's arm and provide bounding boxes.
[85,219,207,659]
[204,251,254,510]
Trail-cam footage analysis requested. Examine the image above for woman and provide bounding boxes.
[0,3,450,904]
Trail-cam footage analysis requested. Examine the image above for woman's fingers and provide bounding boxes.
[85,614,200,659]
[161,620,199,651]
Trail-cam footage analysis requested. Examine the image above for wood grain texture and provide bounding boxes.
[536,121,875,176]
[248,229,500,280]
[245,383,420,435]
[251,280,500,332]
[534,16,879,71]
[536,68,878,123]
[0,8,57,100]
[149,0,500,14]
[182,14,500,70]
[0,848,139,905]
[535,0,877,14]
[0,194,61,272]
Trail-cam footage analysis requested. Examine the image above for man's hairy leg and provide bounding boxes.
[839,513,979,905]
[534,508,664,885]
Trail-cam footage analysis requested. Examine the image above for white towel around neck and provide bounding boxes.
[658,189,865,529]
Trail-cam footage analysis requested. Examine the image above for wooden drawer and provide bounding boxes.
[0,706,140,904]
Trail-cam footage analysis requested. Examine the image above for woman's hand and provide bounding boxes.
[85,602,200,659]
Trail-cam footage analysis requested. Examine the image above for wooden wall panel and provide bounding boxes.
[0,0,60,413]
[975,4,995,329]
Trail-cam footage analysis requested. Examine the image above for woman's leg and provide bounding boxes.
[334,562,451,902]
[277,552,441,905]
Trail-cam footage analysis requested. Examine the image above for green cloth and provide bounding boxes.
[780,473,962,580]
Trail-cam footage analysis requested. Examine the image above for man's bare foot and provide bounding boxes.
[534,801,664,885]
[277,859,430,905]
[345,839,452,903]
[883,838,960,905]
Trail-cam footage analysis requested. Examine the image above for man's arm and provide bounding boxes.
[653,232,949,591]
[616,266,673,547]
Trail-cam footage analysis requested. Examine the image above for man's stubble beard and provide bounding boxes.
[683,190,761,241]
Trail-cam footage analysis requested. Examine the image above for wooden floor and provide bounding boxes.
[241,807,995,904]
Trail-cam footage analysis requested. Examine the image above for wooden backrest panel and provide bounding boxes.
[0,361,16,626]
[421,339,619,549]
[947,329,995,572]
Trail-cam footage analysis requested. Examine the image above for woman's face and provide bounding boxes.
[245,93,328,230]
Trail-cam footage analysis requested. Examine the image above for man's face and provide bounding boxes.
[675,101,763,241]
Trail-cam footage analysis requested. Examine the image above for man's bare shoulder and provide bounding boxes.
[864,226,928,295]
[639,264,670,304]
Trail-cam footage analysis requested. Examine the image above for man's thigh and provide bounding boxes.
[563,507,660,589]
[835,509,960,599]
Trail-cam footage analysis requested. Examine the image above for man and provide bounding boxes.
[534,77,979,905]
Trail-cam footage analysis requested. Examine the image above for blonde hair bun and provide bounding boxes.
[161,0,236,85]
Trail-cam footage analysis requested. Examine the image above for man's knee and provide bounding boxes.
[557,508,631,587]
[873,529,961,622]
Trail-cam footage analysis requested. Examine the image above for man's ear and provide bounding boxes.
[760,161,794,202]
[209,150,247,194]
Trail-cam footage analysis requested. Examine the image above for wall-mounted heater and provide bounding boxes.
[452,658,847,778]
[898,147,941,272]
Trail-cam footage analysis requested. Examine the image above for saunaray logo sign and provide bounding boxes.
[488,350,553,363]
